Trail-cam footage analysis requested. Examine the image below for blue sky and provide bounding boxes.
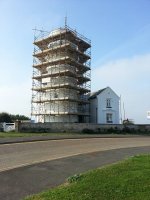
[0,0,150,123]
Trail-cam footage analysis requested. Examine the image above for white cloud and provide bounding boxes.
[92,53,150,124]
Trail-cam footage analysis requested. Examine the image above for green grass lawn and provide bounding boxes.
[0,132,77,138]
[0,132,49,138]
[24,154,150,200]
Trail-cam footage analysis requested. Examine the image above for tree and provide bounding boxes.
[0,112,30,123]
[123,118,134,125]
[10,114,30,121]
[0,112,12,123]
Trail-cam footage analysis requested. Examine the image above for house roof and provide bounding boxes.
[89,87,107,99]
[89,87,119,100]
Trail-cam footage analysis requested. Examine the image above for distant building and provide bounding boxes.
[89,87,120,124]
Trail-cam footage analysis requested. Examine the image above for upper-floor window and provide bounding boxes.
[106,98,112,108]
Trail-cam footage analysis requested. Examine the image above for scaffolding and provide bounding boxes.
[31,25,91,123]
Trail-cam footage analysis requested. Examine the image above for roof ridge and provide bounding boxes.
[89,87,107,99]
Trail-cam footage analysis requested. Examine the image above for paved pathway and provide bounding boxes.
[0,134,142,145]
[1,137,150,172]
[0,137,150,200]
[0,146,150,200]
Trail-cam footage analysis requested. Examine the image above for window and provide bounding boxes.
[54,91,58,98]
[106,98,111,108]
[106,113,113,123]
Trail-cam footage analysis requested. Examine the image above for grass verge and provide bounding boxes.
[24,154,150,200]
[0,132,77,138]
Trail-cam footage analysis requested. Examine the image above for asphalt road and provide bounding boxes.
[0,137,150,172]
[0,137,150,200]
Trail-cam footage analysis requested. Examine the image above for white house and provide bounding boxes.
[89,87,120,124]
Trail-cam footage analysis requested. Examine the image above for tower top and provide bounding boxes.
[65,14,67,28]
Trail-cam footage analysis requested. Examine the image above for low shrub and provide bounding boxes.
[67,174,83,183]
[81,128,95,134]
[97,128,102,133]
[107,127,114,133]
[20,127,51,133]
[0,128,4,132]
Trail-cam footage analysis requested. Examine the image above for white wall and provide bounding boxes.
[90,87,120,124]
[97,87,119,124]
